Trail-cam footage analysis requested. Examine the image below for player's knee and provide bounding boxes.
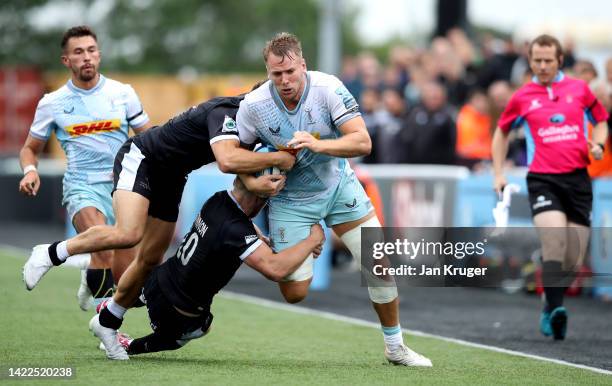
[282,292,308,304]
[368,286,398,304]
[280,286,309,304]
[134,253,162,274]
[340,216,382,265]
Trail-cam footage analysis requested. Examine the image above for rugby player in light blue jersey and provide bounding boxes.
[236,32,431,367]
[19,26,151,310]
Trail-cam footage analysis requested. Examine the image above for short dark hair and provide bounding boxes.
[528,34,563,61]
[61,25,97,51]
[263,32,302,62]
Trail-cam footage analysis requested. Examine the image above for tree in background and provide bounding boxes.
[0,0,361,74]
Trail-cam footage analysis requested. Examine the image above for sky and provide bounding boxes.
[350,0,612,45]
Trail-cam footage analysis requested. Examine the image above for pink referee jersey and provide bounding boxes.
[499,72,609,173]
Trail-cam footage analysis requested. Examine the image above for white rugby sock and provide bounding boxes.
[56,241,70,262]
[382,325,403,350]
[107,299,127,319]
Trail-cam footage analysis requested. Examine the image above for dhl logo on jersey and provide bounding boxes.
[66,119,121,137]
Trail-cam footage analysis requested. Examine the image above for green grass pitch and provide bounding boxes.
[1,249,609,385]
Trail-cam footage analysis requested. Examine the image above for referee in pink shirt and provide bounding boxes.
[492,34,609,340]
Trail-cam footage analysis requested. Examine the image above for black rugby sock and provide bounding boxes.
[48,242,64,266]
[86,268,114,300]
[542,261,565,312]
[128,332,182,355]
[99,307,123,330]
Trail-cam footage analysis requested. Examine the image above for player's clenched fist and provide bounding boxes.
[242,174,286,197]
[274,150,297,171]
[288,131,321,153]
[588,140,604,161]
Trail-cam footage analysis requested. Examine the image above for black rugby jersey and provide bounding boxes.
[133,96,243,175]
[156,190,262,313]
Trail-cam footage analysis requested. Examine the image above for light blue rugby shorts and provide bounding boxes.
[63,181,115,225]
[268,168,373,281]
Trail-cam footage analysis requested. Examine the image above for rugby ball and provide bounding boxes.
[254,145,283,177]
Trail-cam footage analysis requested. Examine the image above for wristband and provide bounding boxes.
[597,143,605,152]
[23,165,37,175]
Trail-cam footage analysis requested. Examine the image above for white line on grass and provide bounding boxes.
[3,245,610,376]
[220,291,612,376]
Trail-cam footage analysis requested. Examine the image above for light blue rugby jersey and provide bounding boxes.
[237,71,361,203]
[29,75,149,185]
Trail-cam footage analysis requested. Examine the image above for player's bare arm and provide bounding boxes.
[211,139,296,173]
[588,121,609,160]
[253,223,271,246]
[18,134,46,196]
[131,121,153,134]
[287,116,371,158]
[244,224,325,282]
[491,126,510,194]
[238,173,286,197]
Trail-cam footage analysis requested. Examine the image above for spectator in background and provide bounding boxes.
[403,82,456,164]
[431,36,470,106]
[358,52,383,91]
[478,35,519,89]
[382,66,403,92]
[340,56,362,103]
[372,88,410,164]
[359,88,382,164]
[488,80,526,166]
[510,40,530,87]
[447,28,477,70]
[561,38,577,69]
[387,46,413,93]
[456,89,492,169]
[404,64,430,105]
[573,60,598,85]
[487,80,512,124]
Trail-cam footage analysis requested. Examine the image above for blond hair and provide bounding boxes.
[262,32,302,62]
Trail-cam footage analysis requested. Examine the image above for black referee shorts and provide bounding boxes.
[113,138,187,222]
[526,168,592,226]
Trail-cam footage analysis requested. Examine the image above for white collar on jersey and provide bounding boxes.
[531,70,565,85]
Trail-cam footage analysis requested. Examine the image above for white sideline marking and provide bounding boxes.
[220,291,612,376]
[2,245,610,375]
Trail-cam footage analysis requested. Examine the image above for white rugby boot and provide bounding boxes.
[89,314,129,360]
[384,344,433,367]
[23,244,54,290]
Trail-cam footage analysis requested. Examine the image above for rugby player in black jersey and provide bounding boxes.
[24,95,296,359]
[118,177,324,357]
